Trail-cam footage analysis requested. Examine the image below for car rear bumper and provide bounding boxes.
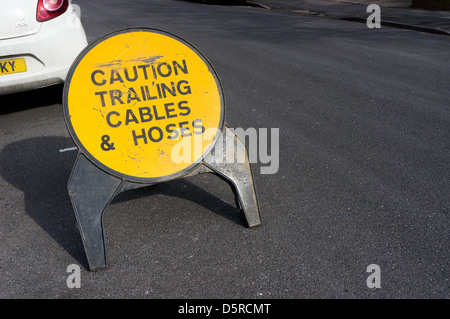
[0,8,88,95]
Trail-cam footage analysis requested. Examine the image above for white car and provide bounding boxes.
[0,0,88,95]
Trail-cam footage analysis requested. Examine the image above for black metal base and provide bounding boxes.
[68,127,261,271]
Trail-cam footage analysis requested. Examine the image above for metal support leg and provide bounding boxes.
[68,154,123,271]
[204,127,262,227]
[67,128,261,271]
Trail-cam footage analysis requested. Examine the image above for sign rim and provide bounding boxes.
[63,27,225,183]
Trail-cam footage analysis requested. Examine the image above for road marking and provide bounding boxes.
[59,147,78,153]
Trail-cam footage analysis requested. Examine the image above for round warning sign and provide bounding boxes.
[63,28,224,183]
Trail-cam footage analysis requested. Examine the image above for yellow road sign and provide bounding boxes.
[63,28,224,182]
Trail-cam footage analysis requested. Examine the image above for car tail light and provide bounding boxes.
[36,0,69,22]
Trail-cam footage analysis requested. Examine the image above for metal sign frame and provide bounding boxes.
[63,28,261,271]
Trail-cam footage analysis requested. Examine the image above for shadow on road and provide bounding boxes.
[0,137,244,270]
[0,137,87,267]
[0,84,64,115]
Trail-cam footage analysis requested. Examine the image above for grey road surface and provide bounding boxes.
[0,0,448,299]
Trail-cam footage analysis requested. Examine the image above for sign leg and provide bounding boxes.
[68,154,123,271]
[204,128,262,227]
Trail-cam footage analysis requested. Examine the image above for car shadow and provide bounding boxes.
[0,136,244,270]
[0,84,64,115]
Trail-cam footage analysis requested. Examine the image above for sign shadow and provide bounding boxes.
[0,136,251,270]
[0,136,88,268]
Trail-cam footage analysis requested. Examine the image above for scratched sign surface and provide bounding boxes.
[64,28,224,182]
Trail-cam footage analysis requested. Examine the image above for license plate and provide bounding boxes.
[0,58,27,75]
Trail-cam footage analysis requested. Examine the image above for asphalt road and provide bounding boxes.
[0,0,448,299]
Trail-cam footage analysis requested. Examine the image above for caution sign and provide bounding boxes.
[63,28,224,182]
